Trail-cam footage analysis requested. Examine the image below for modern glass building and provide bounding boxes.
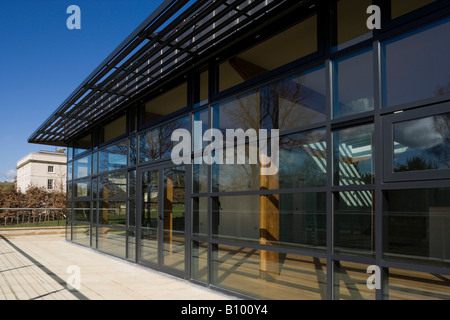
[29,0,450,300]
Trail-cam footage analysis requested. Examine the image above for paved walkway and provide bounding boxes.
[0,232,235,300]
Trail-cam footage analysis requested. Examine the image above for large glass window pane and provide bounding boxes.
[192,197,208,237]
[385,268,450,300]
[72,223,91,247]
[333,0,372,51]
[98,170,127,199]
[391,0,436,19]
[212,147,260,193]
[333,261,375,300]
[139,116,190,164]
[143,82,187,125]
[67,181,73,200]
[192,241,208,283]
[73,201,90,222]
[280,128,327,188]
[97,226,126,259]
[99,201,127,226]
[127,228,136,261]
[92,152,98,175]
[393,113,450,172]
[272,66,326,130]
[66,202,73,223]
[129,136,137,166]
[128,200,136,227]
[193,109,209,155]
[163,166,185,273]
[193,110,208,193]
[74,156,91,179]
[193,161,208,194]
[160,116,190,160]
[212,195,260,243]
[212,70,327,193]
[212,193,326,250]
[66,203,73,223]
[99,140,128,173]
[92,178,98,199]
[194,70,209,108]
[278,193,327,250]
[100,115,126,143]
[333,48,374,118]
[217,66,325,135]
[92,201,98,225]
[141,170,159,263]
[74,180,90,198]
[334,191,375,256]
[128,170,136,197]
[74,134,91,157]
[129,107,137,134]
[139,127,160,163]
[211,245,327,300]
[68,146,73,162]
[219,15,318,91]
[333,124,375,186]
[67,162,73,181]
[212,93,261,192]
[214,90,260,133]
[382,17,450,107]
[384,188,450,267]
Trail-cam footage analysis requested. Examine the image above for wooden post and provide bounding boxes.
[260,156,280,278]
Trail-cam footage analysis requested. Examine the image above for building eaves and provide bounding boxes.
[28,0,307,146]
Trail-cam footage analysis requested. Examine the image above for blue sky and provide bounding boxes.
[0,0,166,181]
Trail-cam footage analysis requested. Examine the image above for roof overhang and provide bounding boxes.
[28,0,310,146]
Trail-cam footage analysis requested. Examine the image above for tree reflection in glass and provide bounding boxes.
[139,116,190,164]
[279,128,327,188]
[215,66,326,133]
[213,91,261,192]
[212,66,326,192]
[263,66,326,130]
[99,141,128,173]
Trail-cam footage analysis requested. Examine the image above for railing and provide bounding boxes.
[0,208,66,227]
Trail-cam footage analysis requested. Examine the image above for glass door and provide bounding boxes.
[161,166,186,274]
[139,169,159,266]
[138,163,187,278]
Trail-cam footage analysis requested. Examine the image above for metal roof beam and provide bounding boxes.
[29,0,296,145]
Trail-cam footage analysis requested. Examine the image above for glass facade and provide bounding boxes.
[333,0,373,51]
[64,1,450,300]
[219,14,318,92]
[382,16,450,107]
[384,188,450,266]
[333,48,374,118]
[393,113,450,172]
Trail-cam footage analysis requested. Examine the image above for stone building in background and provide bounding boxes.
[16,149,67,192]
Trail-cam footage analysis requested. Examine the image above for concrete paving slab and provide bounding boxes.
[0,233,236,301]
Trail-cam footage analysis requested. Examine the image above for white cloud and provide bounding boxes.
[0,169,16,182]
[395,117,445,150]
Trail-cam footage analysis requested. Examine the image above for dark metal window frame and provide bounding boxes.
[383,101,450,183]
